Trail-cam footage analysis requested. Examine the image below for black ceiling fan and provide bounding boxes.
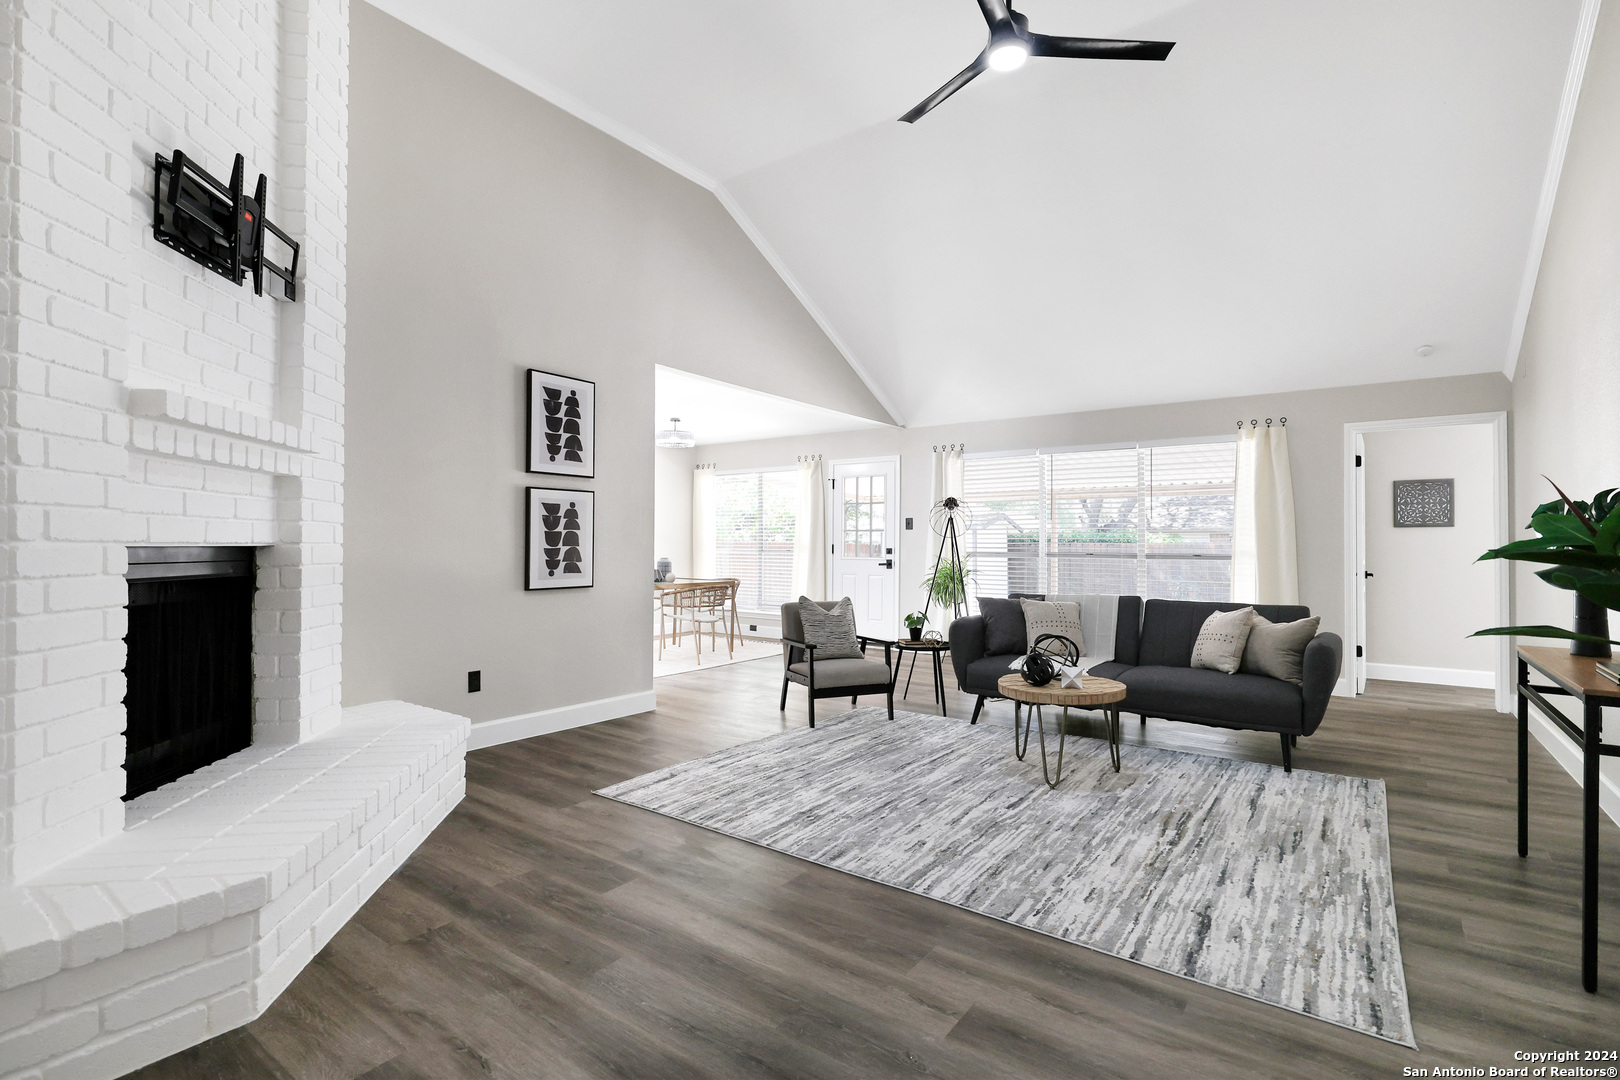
[900,0,1176,123]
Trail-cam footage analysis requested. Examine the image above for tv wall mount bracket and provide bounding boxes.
[152,149,300,301]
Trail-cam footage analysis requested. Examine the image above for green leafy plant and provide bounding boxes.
[1471,480,1620,645]
[922,561,973,612]
[903,611,927,630]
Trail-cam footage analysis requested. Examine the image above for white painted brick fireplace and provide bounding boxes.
[0,3,468,1077]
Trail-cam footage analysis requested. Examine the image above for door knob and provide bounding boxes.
[1364,571,1374,578]
[879,559,894,569]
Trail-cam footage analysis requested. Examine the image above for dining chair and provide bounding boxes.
[674,583,734,663]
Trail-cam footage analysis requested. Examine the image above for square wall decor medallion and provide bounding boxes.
[1393,478,1454,527]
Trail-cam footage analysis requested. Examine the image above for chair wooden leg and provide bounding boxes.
[779,677,790,711]
[1280,732,1293,772]
[971,696,985,725]
[808,694,816,729]
[887,688,894,721]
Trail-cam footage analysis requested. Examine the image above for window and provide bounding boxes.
[841,473,885,558]
[713,470,798,613]
[962,440,1236,602]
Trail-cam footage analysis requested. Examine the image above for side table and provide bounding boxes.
[1515,645,1618,992]
[997,673,1127,788]
[896,638,952,716]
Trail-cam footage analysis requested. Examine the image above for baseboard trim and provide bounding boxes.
[1528,710,1620,828]
[469,689,658,750]
[1364,663,1494,689]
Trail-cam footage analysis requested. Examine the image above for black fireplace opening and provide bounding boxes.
[123,547,256,801]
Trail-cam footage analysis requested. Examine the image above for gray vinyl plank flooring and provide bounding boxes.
[132,660,1620,1079]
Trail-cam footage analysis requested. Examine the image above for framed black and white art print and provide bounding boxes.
[526,369,595,477]
[526,488,594,590]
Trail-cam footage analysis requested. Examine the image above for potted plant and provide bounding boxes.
[1473,480,1620,656]
[903,612,926,641]
[920,561,973,635]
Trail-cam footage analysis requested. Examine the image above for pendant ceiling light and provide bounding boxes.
[656,417,696,449]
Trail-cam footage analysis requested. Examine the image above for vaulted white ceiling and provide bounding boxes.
[373,0,1587,426]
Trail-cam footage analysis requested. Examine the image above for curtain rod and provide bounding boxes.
[797,454,821,462]
[1236,417,1287,429]
[694,462,718,470]
[932,443,966,452]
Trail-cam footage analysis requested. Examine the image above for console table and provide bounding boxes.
[1516,645,1619,992]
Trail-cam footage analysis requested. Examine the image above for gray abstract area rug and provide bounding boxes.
[596,706,1416,1047]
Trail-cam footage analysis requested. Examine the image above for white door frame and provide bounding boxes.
[1341,411,1511,713]
[826,455,901,637]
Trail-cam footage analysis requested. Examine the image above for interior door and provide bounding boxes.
[829,460,899,638]
[1354,432,1368,694]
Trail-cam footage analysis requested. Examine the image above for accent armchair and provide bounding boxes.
[780,600,897,727]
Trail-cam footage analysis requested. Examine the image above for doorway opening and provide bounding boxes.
[1342,412,1510,712]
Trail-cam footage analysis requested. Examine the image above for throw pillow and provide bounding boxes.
[796,597,864,660]
[977,596,1027,656]
[1240,613,1321,685]
[1020,599,1086,658]
[1189,607,1256,674]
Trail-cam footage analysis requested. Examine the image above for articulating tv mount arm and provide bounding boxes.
[152,149,300,301]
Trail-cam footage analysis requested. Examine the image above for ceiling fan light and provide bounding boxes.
[987,39,1029,71]
[655,417,696,449]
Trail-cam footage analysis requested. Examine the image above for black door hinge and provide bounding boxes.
[1356,645,1364,658]
[1355,454,1362,467]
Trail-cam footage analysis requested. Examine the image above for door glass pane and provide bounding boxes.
[843,473,886,558]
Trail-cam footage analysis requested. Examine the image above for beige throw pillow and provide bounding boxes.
[1240,613,1321,684]
[1190,607,1256,674]
[1020,599,1085,658]
[796,597,864,660]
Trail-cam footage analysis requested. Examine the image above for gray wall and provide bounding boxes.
[1511,0,1620,804]
[688,373,1512,651]
[343,4,881,723]
[1513,0,1620,630]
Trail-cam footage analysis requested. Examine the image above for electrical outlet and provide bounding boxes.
[467,670,481,693]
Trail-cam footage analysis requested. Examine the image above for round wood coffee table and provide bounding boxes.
[997,673,1128,787]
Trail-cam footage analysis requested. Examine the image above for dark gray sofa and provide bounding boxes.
[950,596,1343,771]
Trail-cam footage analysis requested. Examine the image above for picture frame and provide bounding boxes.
[526,488,594,590]
[1393,478,1454,528]
[526,368,595,477]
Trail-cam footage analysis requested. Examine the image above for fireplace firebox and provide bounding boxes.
[123,546,256,800]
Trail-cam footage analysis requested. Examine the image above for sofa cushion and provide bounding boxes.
[977,597,1027,657]
[1118,665,1304,731]
[1020,598,1085,656]
[965,654,1022,695]
[1190,607,1255,674]
[787,657,892,689]
[1138,600,1311,668]
[1086,660,1132,681]
[1241,614,1321,685]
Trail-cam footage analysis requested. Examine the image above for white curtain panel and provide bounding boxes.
[792,458,827,599]
[931,445,965,507]
[1233,425,1300,604]
[691,467,717,579]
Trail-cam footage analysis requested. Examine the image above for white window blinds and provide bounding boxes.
[962,441,1235,602]
[713,470,798,613]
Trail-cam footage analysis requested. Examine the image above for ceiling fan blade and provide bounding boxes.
[1028,34,1175,61]
[975,0,1012,27]
[900,51,989,123]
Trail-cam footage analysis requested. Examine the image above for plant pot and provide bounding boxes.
[1572,593,1612,659]
[908,626,923,642]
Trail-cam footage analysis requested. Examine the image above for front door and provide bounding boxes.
[829,459,899,638]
